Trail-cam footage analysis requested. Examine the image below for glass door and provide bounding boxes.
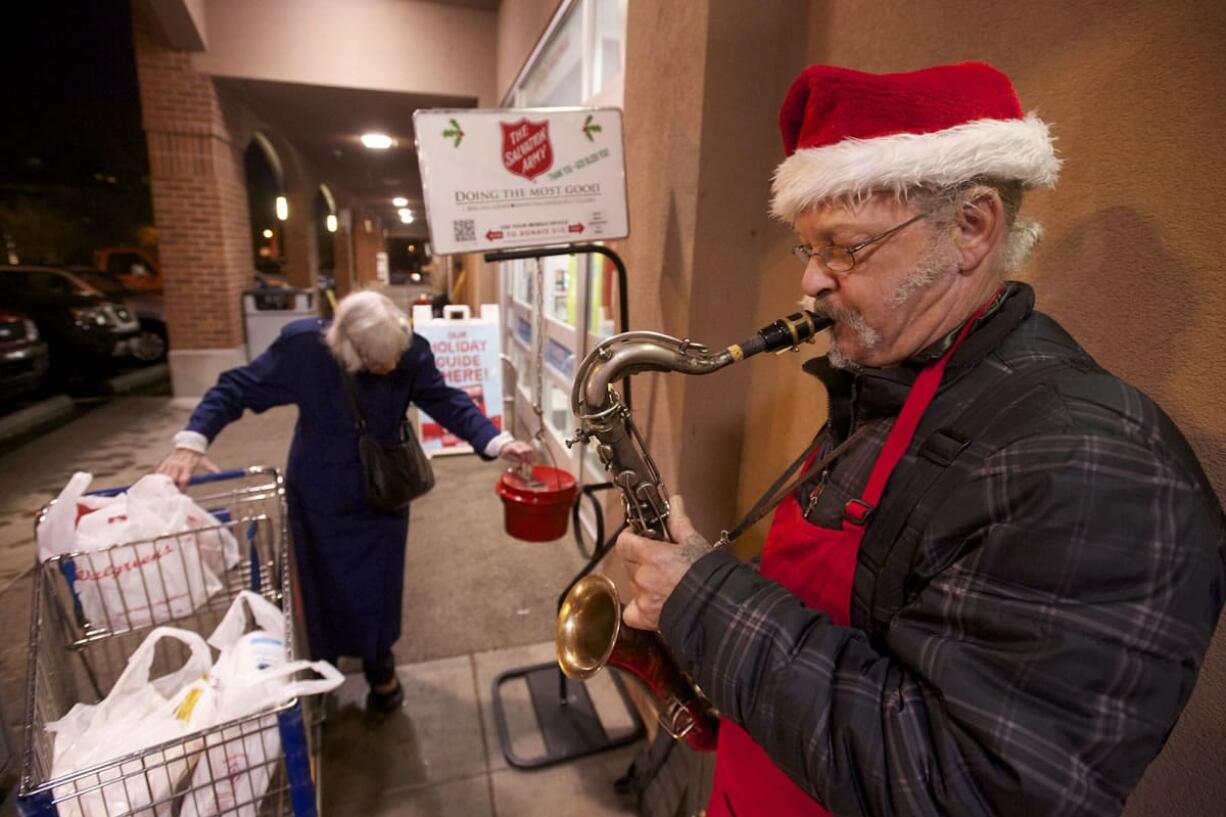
[500,254,595,476]
[497,0,629,540]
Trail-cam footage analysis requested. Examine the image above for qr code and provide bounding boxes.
[453,219,476,242]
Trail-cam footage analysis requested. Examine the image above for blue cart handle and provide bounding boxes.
[188,468,251,485]
[87,468,253,497]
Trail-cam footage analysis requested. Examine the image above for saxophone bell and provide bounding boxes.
[557,574,720,751]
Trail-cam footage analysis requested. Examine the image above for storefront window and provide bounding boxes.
[544,255,580,326]
[515,314,532,347]
[589,0,626,100]
[546,337,576,379]
[507,340,530,404]
[545,378,572,445]
[500,0,627,480]
[511,260,534,306]
[588,254,616,341]
[509,0,625,109]
[521,4,583,107]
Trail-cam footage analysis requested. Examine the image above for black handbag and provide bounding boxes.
[342,372,434,513]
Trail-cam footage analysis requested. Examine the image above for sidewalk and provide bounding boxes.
[0,397,640,815]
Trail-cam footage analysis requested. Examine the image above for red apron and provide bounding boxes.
[706,313,983,817]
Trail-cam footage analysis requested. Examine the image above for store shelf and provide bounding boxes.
[543,312,579,342]
[543,355,575,387]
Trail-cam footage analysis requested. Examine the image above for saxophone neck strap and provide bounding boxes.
[715,423,874,549]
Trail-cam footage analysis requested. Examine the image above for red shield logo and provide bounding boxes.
[500,119,554,181]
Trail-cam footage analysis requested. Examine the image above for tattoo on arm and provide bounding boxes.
[675,532,711,566]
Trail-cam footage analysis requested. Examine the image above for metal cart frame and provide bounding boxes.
[1,692,13,797]
[17,467,321,817]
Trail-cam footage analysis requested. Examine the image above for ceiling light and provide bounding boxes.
[275,196,289,221]
[398,208,414,224]
[392,196,408,207]
[361,133,394,149]
[262,229,273,239]
[325,214,338,233]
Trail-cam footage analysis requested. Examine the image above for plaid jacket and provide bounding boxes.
[660,283,1226,817]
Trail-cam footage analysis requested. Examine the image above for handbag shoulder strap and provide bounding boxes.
[340,371,368,433]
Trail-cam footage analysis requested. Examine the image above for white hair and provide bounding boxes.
[905,178,1043,275]
[803,179,1043,277]
[325,290,412,373]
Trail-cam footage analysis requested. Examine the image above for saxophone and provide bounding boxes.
[556,310,832,751]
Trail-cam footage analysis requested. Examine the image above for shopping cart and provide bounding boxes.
[17,467,322,817]
[1,691,13,795]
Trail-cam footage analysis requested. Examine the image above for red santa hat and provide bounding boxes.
[770,62,1060,222]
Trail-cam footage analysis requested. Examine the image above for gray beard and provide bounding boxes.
[811,242,957,370]
[824,310,880,370]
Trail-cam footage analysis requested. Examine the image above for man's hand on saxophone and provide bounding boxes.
[617,495,712,630]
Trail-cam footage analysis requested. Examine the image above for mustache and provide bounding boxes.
[807,297,858,323]
[804,296,882,351]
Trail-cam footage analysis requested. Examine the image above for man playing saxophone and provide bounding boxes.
[614,62,1225,817]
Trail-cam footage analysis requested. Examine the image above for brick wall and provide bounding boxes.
[281,188,317,288]
[333,226,354,299]
[353,216,383,286]
[133,16,252,351]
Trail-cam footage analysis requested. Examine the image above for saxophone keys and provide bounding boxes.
[660,699,697,740]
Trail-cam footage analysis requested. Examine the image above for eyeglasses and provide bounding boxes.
[792,210,930,274]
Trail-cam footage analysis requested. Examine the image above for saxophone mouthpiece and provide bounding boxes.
[727,310,832,360]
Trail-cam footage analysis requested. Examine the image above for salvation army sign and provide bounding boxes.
[414,108,628,255]
[501,119,553,181]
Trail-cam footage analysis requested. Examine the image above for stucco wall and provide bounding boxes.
[726,1,1225,814]
[190,0,498,104]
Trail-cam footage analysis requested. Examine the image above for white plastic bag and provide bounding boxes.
[181,593,342,817]
[122,474,240,581]
[47,627,218,817]
[43,473,240,631]
[37,471,102,562]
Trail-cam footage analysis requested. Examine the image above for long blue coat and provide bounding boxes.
[187,318,501,661]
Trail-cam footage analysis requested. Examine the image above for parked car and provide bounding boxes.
[94,246,162,292]
[0,266,140,385]
[71,268,168,363]
[0,309,50,402]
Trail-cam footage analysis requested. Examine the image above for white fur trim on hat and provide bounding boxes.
[770,114,1060,222]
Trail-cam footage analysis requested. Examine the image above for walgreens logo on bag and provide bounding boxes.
[74,541,176,582]
[38,473,243,631]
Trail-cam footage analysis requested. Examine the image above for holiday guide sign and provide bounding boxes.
[414,107,628,255]
[410,304,504,456]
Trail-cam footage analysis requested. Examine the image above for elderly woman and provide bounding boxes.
[157,290,532,712]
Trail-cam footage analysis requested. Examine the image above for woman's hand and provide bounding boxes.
[616,496,712,631]
[498,440,536,466]
[156,447,220,491]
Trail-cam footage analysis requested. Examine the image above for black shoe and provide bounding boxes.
[366,680,404,714]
